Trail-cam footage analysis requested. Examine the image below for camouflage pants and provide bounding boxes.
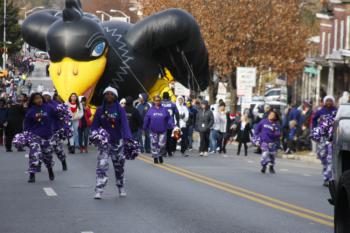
[28,140,53,174]
[52,138,66,162]
[95,143,125,194]
[317,141,333,182]
[150,132,167,158]
[260,142,278,167]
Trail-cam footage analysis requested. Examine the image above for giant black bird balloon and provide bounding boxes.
[21,0,209,105]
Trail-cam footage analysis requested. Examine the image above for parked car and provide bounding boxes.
[264,87,287,103]
[329,104,350,233]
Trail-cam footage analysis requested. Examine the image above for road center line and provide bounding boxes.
[81,231,94,233]
[43,187,57,197]
[138,155,333,227]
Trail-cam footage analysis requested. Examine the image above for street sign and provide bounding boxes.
[237,67,257,88]
[174,82,190,96]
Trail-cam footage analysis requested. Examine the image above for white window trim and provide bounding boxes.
[346,16,350,50]
[341,20,345,49]
[334,19,338,51]
[321,32,326,56]
[328,33,331,55]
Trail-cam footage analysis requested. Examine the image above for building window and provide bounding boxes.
[346,16,350,50]
[341,20,345,49]
[328,33,331,55]
[334,19,338,51]
[322,32,326,56]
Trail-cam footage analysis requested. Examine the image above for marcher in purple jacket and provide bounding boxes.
[24,93,58,183]
[144,95,175,164]
[254,111,281,174]
[311,95,337,187]
[91,87,132,200]
[43,92,67,171]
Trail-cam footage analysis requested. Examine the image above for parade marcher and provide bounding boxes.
[161,92,179,156]
[22,93,59,183]
[43,91,69,170]
[144,95,175,164]
[136,93,151,153]
[236,115,252,156]
[67,93,83,154]
[124,96,143,141]
[176,96,190,157]
[254,111,281,174]
[196,100,214,157]
[5,97,26,152]
[120,98,126,108]
[78,97,92,153]
[90,87,133,199]
[311,95,337,187]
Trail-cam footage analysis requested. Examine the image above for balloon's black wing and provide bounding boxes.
[125,8,209,91]
[21,10,61,52]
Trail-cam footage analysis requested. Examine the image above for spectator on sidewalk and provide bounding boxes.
[67,93,83,154]
[236,115,252,156]
[299,100,312,128]
[209,105,220,153]
[217,102,229,154]
[186,99,197,151]
[136,93,151,153]
[176,96,189,157]
[196,100,214,157]
[161,92,179,156]
[285,120,298,154]
[297,123,311,151]
[78,97,92,153]
[0,99,8,146]
[124,96,143,141]
[5,97,26,152]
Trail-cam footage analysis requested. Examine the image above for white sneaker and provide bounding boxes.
[118,187,127,197]
[203,152,209,157]
[94,192,102,200]
[200,152,204,156]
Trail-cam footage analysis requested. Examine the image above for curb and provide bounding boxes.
[276,153,320,163]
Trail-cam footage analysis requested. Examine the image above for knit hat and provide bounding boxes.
[42,91,52,97]
[323,95,335,104]
[139,93,148,101]
[103,86,118,97]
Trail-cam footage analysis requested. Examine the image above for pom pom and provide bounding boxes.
[89,128,110,150]
[252,135,261,147]
[124,139,141,160]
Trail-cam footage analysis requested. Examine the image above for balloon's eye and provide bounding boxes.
[91,42,106,57]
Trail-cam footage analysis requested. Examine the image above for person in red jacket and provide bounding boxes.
[78,97,92,153]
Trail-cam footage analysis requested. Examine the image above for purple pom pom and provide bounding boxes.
[124,139,141,160]
[89,128,110,151]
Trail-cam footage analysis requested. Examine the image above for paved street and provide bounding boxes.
[0,144,333,233]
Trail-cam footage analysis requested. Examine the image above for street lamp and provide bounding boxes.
[25,6,45,19]
[3,0,6,70]
[96,10,130,23]
[110,9,130,23]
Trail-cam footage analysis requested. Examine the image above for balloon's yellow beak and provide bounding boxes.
[48,53,107,102]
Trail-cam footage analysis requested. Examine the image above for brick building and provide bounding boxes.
[303,0,350,105]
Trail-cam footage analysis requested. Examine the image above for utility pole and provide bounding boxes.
[3,0,7,70]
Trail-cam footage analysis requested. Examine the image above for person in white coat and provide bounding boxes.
[176,96,190,157]
[66,93,83,154]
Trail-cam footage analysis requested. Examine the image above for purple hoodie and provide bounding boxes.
[47,100,62,131]
[91,102,132,144]
[254,119,281,143]
[143,106,175,133]
[24,103,58,139]
[312,106,337,128]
